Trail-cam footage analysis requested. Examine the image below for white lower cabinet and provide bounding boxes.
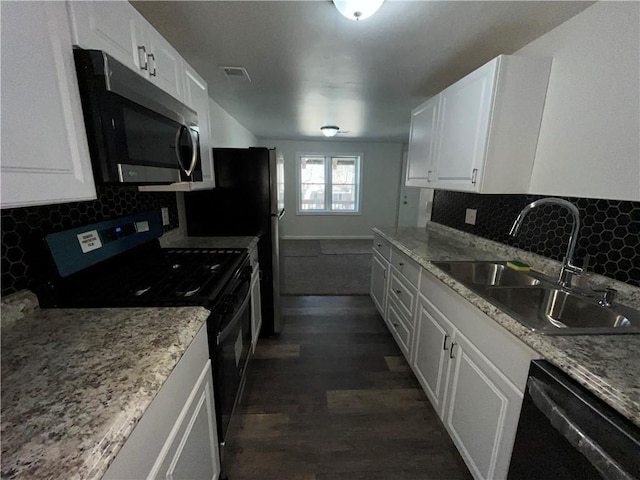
[370,250,389,316]
[413,269,538,480]
[412,295,455,414]
[444,330,523,480]
[104,324,220,480]
[369,233,539,480]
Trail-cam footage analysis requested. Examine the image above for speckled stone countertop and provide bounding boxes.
[373,223,640,428]
[159,228,259,251]
[0,290,210,480]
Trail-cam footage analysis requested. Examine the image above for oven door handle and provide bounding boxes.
[216,291,251,346]
[527,377,635,480]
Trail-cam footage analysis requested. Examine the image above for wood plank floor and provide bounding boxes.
[223,296,472,480]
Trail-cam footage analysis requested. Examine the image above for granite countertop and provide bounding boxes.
[373,223,640,428]
[159,229,259,251]
[0,291,210,480]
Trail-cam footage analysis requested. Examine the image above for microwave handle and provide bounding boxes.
[174,125,188,174]
[174,125,198,178]
[185,128,198,177]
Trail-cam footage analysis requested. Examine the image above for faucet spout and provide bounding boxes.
[509,198,582,287]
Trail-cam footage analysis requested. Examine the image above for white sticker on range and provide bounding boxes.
[77,230,102,253]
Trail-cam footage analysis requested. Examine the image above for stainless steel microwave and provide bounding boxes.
[73,49,202,185]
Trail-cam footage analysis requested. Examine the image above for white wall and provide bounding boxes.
[209,97,258,148]
[516,2,640,201]
[262,139,403,238]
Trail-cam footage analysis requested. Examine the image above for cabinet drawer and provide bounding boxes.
[388,270,416,319]
[387,297,413,357]
[373,234,391,261]
[390,248,420,286]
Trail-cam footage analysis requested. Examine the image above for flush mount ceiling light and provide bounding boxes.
[321,125,340,137]
[333,0,384,21]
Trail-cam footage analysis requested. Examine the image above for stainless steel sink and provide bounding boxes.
[431,261,541,287]
[481,286,640,335]
[431,261,640,335]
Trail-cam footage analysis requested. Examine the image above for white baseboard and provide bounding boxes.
[281,235,373,240]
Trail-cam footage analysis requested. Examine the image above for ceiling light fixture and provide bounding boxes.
[333,0,384,21]
[321,125,340,137]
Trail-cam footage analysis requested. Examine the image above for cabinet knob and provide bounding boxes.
[393,323,399,328]
[398,262,404,267]
[377,243,382,247]
[395,289,401,294]
[449,342,457,359]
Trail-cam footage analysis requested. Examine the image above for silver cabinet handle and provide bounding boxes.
[147,53,157,76]
[427,170,432,182]
[449,342,456,359]
[471,168,478,185]
[443,334,449,351]
[138,46,148,71]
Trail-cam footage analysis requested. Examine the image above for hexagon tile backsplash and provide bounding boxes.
[1,186,178,296]
[431,190,640,287]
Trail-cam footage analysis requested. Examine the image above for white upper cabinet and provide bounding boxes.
[68,1,184,101]
[436,59,497,190]
[144,30,185,102]
[183,64,215,189]
[406,96,440,187]
[407,55,552,193]
[1,2,97,209]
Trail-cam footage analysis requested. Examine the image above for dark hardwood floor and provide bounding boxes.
[224,295,472,480]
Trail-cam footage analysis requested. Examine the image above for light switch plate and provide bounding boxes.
[161,207,170,226]
[465,208,477,225]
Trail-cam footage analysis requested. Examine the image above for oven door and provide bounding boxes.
[211,264,253,448]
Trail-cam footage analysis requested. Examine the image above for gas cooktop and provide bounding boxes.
[36,212,247,309]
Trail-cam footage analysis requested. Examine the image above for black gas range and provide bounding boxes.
[37,211,247,311]
[34,211,254,467]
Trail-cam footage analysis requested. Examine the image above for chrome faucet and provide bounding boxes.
[509,198,582,288]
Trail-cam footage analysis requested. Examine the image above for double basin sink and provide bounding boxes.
[431,261,640,335]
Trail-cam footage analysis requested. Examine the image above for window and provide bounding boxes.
[297,154,361,213]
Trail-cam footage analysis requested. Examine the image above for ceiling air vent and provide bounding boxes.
[219,66,251,82]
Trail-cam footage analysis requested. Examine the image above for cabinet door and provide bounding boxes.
[250,263,262,353]
[370,250,388,316]
[152,360,220,480]
[67,1,146,73]
[444,330,523,480]
[406,96,440,187]
[436,58,498,192]
[412,295,455,416]
[145,30,184,101]
[184,64,215,189]
[1,2,97,208]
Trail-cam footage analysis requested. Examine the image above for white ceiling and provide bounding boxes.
[131,0,593,142]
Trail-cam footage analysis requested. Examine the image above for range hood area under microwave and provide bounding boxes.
[73,48,203,187]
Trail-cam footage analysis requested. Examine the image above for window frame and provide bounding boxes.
[295,152,363,215]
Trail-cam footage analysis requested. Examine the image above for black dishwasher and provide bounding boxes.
[508,360,640,480]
